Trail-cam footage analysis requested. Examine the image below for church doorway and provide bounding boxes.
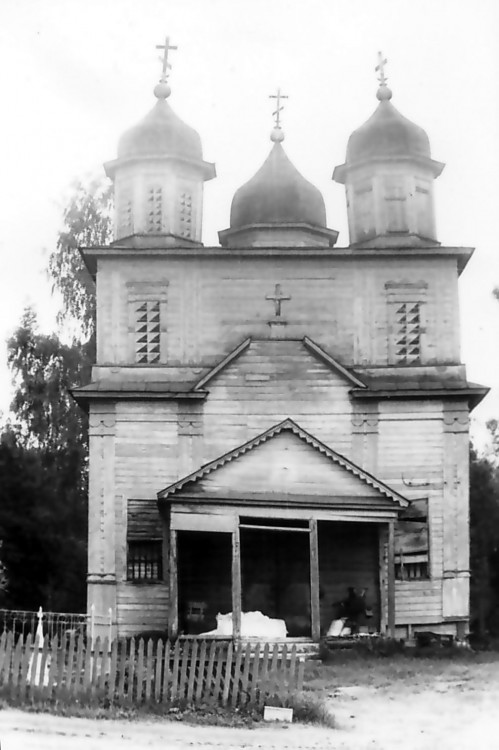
[240,519,311,637]
[177,530,232,635]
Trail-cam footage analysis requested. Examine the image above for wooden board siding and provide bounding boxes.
[377,403,444,624]
[189,431,385,501]
[352,257,460,367]
[116,582,169,636]
[202,339,353,462]
[127,499,162,539]
[95,254,460,370]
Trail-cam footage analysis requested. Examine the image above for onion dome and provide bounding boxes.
[104,37,215,247]
[117,94,204,162]
[346,84,431,165]
[230,138,327,229]
[219,92,338,247]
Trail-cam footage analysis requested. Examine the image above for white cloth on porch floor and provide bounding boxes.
[200,611,287,638]
[326,618,352,637]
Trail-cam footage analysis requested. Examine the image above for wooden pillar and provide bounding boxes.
[387,521,395,637]
[232,526,241,641]
[378,525,388,635]
[168,528,178,640]
[309,519,321,642]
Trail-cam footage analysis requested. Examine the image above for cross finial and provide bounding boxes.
[269,87,289,130]
[375,51,392,101]
[375,51,388,85]
[156,36,178,82]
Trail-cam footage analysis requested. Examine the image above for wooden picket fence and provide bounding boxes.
[0,632,305,708]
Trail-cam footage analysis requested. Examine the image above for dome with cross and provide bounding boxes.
[230,140,327,229]
[117,95,204,163]
[345,86,431,166]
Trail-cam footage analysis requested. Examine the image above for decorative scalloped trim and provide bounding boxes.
[158,417,408,507]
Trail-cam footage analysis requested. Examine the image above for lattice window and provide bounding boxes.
[384,177,408,232]
[134,300,161,364]
[393,301,421,363]
[395,554,429,581]
[353,181,375,240]
[147,186,163,233]
[127,541,163,582]
[119,193,133,236]
[178,191,193,238]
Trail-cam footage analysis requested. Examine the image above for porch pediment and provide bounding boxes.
[158,419,408,511]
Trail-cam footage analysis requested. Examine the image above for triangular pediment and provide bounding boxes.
[192,337,366,392]
[158,419,408,510]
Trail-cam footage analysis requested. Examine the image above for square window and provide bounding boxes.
[127,540,163,582]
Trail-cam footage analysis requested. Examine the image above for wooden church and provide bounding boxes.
[75,44,486,642]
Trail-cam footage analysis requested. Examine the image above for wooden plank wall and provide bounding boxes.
[96,255,460,369]
[377,400,451,625]
[202,339,353,462]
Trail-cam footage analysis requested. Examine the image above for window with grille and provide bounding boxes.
[147,186,163,233]
[392,301,421,364]
[178,190,193,238]
[395,554,429,581]
[127,541,163,582]
[134,300,161,364]
[119,192,133,237]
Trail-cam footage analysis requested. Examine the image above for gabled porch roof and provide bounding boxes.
[157,418,409,511]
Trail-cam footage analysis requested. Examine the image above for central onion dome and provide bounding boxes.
[219,126,338,247]
[230,133,327,228]
[346,85,431,165]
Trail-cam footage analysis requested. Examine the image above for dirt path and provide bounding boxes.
[2,686,498,750]
[2,661,499,750]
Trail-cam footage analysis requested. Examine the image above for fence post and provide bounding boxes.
[36,607,44,644]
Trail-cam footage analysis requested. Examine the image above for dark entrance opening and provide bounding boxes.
[177,530,232,635]
[318,521,380,634]
[240,524,311,637]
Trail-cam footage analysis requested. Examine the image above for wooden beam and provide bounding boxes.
[378,525,388,635]
[387,522,395,636]
[168,528,178,640]
[232,527,241,641]
[309,519,321,642]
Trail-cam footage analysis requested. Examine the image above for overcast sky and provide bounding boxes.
[0,0,498,443]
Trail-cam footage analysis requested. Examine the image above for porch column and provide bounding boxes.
[387,521,395,636]
[232,526,241,640]
[309,519,321,641]
[168,528,178,639]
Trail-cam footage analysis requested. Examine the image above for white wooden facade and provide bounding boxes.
[77,67,485,642]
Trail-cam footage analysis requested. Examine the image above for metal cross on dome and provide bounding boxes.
[375,51,388,86]
[266,283,291,318]
[269,87,289,129]
[156,36,178,80]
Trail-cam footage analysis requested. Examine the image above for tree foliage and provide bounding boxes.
[48,177,112,339]
[470,447,499,636]
[0,176,111,612]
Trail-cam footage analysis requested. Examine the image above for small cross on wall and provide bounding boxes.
[266,283,291,319]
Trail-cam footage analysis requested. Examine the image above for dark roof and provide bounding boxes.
[118,99,203,161]
[230,142,326,229]
[347,99,431,164]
